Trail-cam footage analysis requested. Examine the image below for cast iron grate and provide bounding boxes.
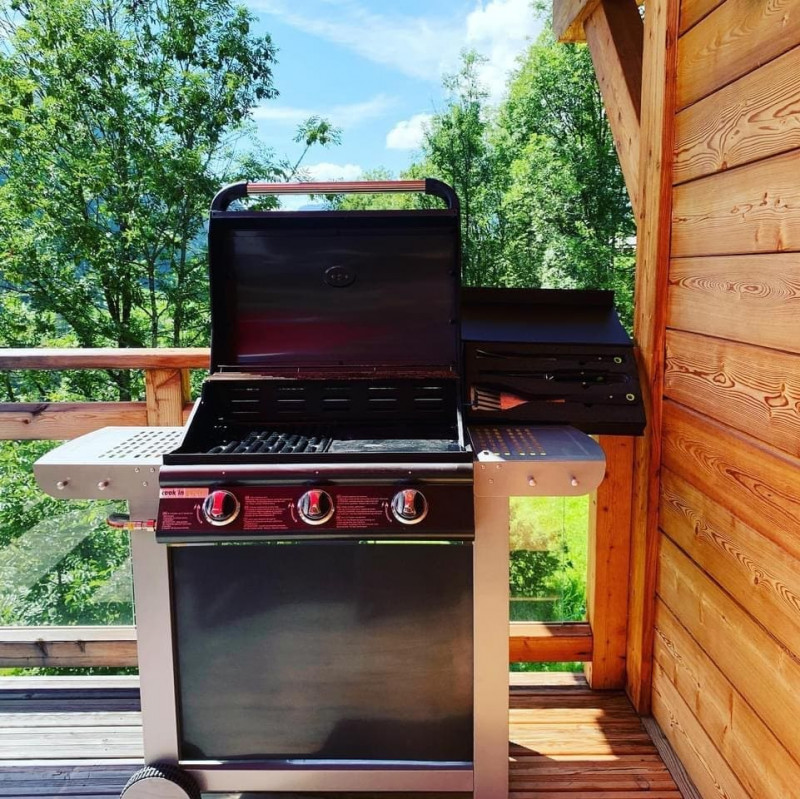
[206,430,332,455]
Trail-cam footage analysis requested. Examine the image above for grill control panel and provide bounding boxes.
[156,483,472,542]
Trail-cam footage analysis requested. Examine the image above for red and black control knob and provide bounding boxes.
[201,489,240,526]
[390,488,428,525]
[297,489,335,525]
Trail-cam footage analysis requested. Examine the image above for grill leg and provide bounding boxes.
[473,495,510,799]
[130,520,180,761]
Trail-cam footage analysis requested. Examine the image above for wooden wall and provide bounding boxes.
[652,0,800,795]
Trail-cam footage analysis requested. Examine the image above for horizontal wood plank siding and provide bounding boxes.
[652,659,749,799]
[664,329,800,457]
[667,254,800,353]
[657,537,800,766]
[645,0,800,790]
[662,401,800,559]
[674,44,800,184]
[678,0,724,35]
[677,0,800,110]
[660,468,800,658]
[672,149,800,258]
[654,599,800,798]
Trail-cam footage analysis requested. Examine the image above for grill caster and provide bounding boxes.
[120,763,200,799]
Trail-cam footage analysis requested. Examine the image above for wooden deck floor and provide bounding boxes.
[0,674,686,798]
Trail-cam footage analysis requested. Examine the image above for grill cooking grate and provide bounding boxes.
[207,430,331,455]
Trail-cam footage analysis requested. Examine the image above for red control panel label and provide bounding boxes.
[156,483,473,539]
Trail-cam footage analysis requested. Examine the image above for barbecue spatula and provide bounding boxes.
[470,385,567,411]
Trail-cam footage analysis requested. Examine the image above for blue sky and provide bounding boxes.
[243,0,544,182]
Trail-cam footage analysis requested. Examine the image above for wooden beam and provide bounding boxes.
[509,622,593,662]
[0,623,592,669]
[0,627,137,668]
[0,402,148,440]
[145,368,190,427]
[626,0,680,714]
[0,347,209,370]
[553,0,644,42]
[583,0,643,215]
[0,400,195,440]
[584,435,634,689]
[554,0,601,42]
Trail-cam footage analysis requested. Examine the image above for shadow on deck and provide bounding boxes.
[0,674,687,798]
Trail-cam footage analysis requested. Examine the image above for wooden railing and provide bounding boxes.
[0,348,209,436]
[0,349,634,688]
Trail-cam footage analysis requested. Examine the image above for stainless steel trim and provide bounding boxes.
[130,525,179,762]
[159,462,474,485]
[472,495,510,799]
[185,766,473,792]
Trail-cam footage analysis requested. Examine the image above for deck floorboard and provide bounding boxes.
[0,677,685,798]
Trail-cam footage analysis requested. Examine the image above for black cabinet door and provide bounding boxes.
[171,540,473,762]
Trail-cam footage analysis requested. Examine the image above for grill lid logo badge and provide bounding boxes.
[324,265,356,287]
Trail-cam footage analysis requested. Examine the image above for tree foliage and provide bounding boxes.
[336,28,635,324]
[0,0,340,633]
[0,0,339,402]
[494,29,635,318]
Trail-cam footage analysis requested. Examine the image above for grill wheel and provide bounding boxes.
[120,763,200,799]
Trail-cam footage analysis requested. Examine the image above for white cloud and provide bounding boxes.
[248,0,543,106]
[385,113,432,151]
[248,0,462,82]
[304,162,363,181]
[466,0,543,103]
[252,93,395,129]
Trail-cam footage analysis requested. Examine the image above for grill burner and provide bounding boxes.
[207,430,331,455]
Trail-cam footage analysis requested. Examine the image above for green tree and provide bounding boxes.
[420,51,505,286]
[0,0,339,399]
[493,28,635,320]
[0,0,341,631]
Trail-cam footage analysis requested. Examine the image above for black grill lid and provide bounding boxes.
[207,180,462,376]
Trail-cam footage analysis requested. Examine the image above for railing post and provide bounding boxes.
[145,368,191,426]
[584,435,635,689]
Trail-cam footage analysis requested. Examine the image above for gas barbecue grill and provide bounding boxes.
[35,179,611,799]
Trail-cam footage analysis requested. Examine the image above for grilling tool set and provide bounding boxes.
[34,180,643,799]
